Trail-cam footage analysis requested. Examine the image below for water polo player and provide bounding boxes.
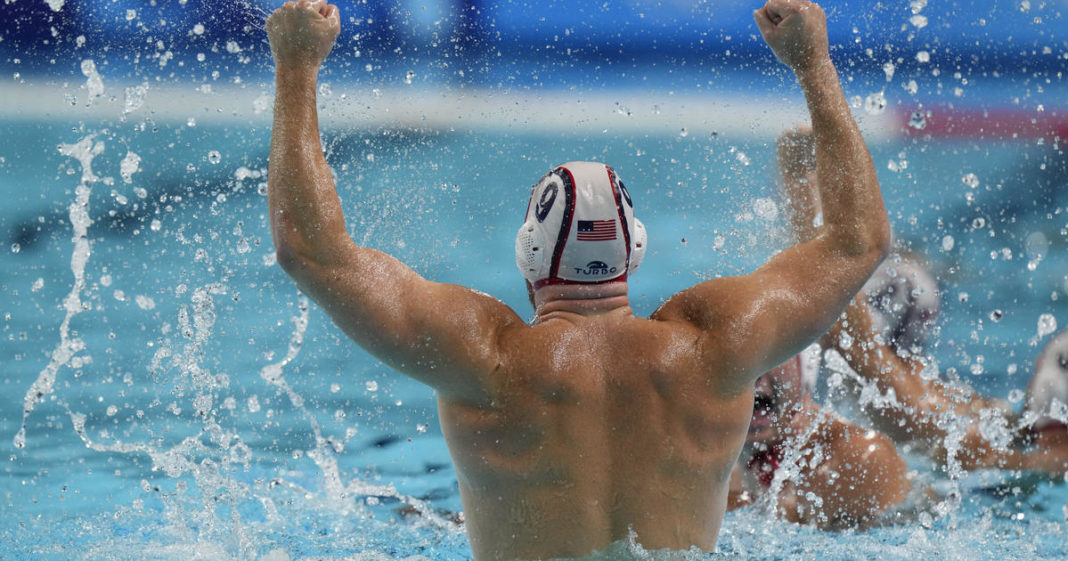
[265,0,889,558]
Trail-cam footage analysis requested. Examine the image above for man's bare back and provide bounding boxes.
[440,308,753,558]
[265,0,889,558]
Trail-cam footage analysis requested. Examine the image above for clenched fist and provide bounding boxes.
[754,0,830,73]
[267,0,341,69]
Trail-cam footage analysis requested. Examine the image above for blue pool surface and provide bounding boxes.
[1,0,1067,559]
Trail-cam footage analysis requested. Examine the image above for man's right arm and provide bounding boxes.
[655,0,890,393]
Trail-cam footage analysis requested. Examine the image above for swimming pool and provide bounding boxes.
[2,1,1067,559]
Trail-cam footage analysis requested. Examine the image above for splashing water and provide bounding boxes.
[15,135,101,450]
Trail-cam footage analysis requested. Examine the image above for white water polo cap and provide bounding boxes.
[516,162,646,288]
[862,257,941,353]
[1025,330,1068,430]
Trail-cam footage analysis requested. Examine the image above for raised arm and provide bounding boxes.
[656,0,889,393]
[266,1,522,404]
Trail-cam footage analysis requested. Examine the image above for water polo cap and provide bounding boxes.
[1025,330,1068,431]
[515,161,646,289]
[862,257,941,353]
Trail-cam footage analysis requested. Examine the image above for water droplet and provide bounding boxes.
[990,309,1003,322]
[961,173,979,188]
[916,50,930,63]
[908,111,927,129]
[958,292,969,303]
[882,62,896,82]
[365,380,378,392]
[106,405,118,416]
[150,219,162,231]
[10,243,20,254]
[120,150,141,183]
[125,9,136,20]
[679,128,689,138]
[193,23,205,36]
[1037,313,1058,339]
[864,91,887,115]
[909,14,928,28]
[941,235,955,251]
[207,151,221,165]
[225,41,242,54]
[404,70,416,84]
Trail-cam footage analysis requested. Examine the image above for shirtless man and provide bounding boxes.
[728,356,911,530]
[777,126,1068,475]
[266,0,889,558]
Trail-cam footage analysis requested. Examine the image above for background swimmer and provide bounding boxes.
[728,356,911,530]
[266,0,889,557]
[777,126,1068,475]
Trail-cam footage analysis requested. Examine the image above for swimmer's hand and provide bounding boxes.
[267,0,341,69]
[754,0,830,73]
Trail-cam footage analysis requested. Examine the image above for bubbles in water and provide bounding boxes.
[120,151,141,183]
[207,151,221,165]
[908,111,927,129]
[80,59,105,102]
[150,219,162,231]
[106,405,118,416]
[318,82,332,97]
[192,23,205,36]
[972,217,986,229]
[45,0,65,12]
[253,92,272,115]
[882,62,896,82]
[404,70,416,84]
[910,14,928,28]
[961,173,979,188]
[10,243,20,254]
[135,295,156,310]
[125,9,136,21]
[989,309,1003,322]
[365,381,378,392]
[753,198,779,221]
[941,235,955,251]
[916,50,931,63]
[1037,314,1058,339]
[123,83,148,115]
[1008,389,1024,403]
[679,128,689,138]
[225,41,242,54]
[864,91,887,115]
[910,0,927,13]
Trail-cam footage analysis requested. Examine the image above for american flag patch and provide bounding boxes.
[576,220,617,241]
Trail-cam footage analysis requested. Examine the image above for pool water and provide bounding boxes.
[1,0,1067,558]
[1,115,1066,559]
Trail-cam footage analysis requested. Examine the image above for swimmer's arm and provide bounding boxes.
[660,1,890,392]
[267,2,522,405]
[776,126,820,243]
[267,1,347,265]
[824,295,951,444]
[281,248,524,405]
